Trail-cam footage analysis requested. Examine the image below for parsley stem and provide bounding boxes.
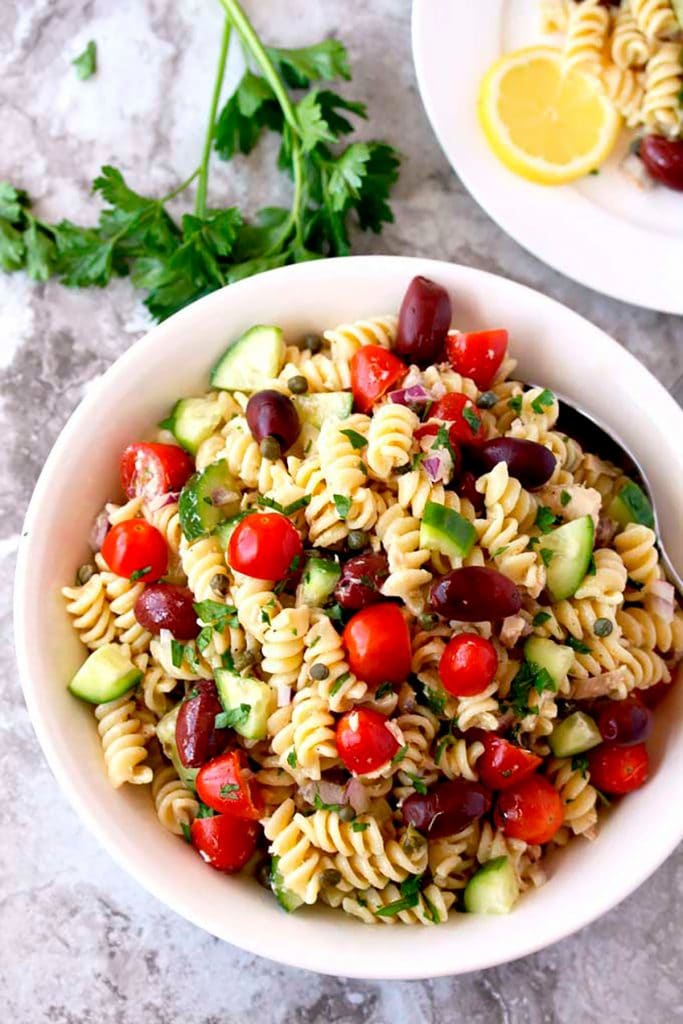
[162,168,200,204]
[195,17,232,218]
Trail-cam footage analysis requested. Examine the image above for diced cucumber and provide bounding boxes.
[214,512,250,552]
[293,392,354,430]
[540,515,595,601]
[524,636,573,689]
[420,501,476,561]
[607,480,654,531]
[178,460,240,541]
[210,325,285,391]
[270,856,304,913]
[161,396,224,455]
[214,669,276,741]
[68,644,142,704]
[550,711,602,757]
[464,856,519,915]
[156,704,199,791]
[299,555,341,606]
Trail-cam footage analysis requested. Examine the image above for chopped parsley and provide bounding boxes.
[374,681,394,701]
[221,650,235,671]
[214,703,251,729]
[329,671,350,697]
[586,554,597,576]
[196,802,215,819]
[530,388,555,414]
[340,428,367,450]
[196,625,213,653]
[193,599,239,633]
[283,496,310,515]
[532,611,552,627]
[358,460,368,475]
[572,754,589,777]
[375,874,423,917]
[313,792,346,813]
[180,822,192,843]
[431,423,457,465]
[422,890,440,924]
[506,659,556,718]
[219,783,240,800]
[333,493,352,519]
[130,565,152,581]
[462,405,481,436]
[414,678,447,716]
[508,395,523,415]
[391,745,409,765]
[566,635,591,654]
[491,545,510,558]
[476,390,497,410]
[535,506,560,534]
[286,750,297,769]
[593,617,613,638]
[405,773,427,795]
[185,644,201,675]
[539,547,555,567]
[257,495,284,513]
[434,733,453,765]
[560,490,572,508]
[171,639,185,669]
[323,603,344,624]
[72,40,97,80]
[351,821,369,832]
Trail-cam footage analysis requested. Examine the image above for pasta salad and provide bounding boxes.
[63,274,681,925]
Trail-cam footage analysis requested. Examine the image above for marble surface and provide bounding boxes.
[2,1,682,1021]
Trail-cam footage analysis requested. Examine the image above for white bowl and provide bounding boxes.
[14,256,683,979]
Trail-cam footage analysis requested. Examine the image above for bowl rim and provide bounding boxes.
[14,255,683,979]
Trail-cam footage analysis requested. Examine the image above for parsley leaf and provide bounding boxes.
[508,395,523,415]
[351,821,369,832]
[566,635,591,654]
[333,494,352,519]
[572,754,589,777]
[283,496,310,515]
[196,802,215,819]
[72,40,97,81]
[532,611,552,627]
[287,750,297,769]
[506,659,556,718]
[219,783,240,800]
[181,822,192,843]
[313,792,347,813]
[391,745,409,765]
[531,388,555,414]
[196,625,213,653]
[171,639,185,669]
[214,703,251,730]
[374,681,395,701]
[462,405,481,436]
[129,565,152,582]
[405,773,428,795]
[375,875,423,917]
[539,547,555,567]
[268,40,351,88]
[257,495,285,513]
[340,428,367,450]
[560,490,572,507]
[329,671,350,697]
[193,599,239,633]
[535,506,560,534]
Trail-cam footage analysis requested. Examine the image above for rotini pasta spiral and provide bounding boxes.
[547,758,598,839]
[302,614,367,711]
[323,314,397,366]
[642,41,683,137]
[342,883,454,925]
[618,602,683,654]
[611,5,653,67]
[631,0,678,40]
[376,503,432,614]
[180,534,229,603]
[152,764,198,834]
[602,64,645,125]
[62,573,116,649]
[564,0,610,73]
[95,692,154,788]
[366,402,418,480]
[262,799,324,904]
[574,547,628,604]
[428,823,480,890]
[261,606,310,692]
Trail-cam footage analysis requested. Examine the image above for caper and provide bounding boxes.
[210,573,229,597]
[320,867,342,887]
[338,805,356,823]
[287,375,309,395]
[260,435,281,461]
[255,860,272,889]
[310,662,330,681]
[233,650,256,673]
[302,332,322,354]
[76,563,95,585]
[476,390,498,410]
[347,529,369,551]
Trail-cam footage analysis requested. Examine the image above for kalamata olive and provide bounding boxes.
[176,679,230,768]
[596,697,652,746]
[334,552,390,610]
[402,778,492,838]
[246,389,300,452]
[455,470,485,515]
[134,583,200,639]
[429,566,522,622]
[395,276,452,366]
[472,437,556,489]
[640,135,683,192]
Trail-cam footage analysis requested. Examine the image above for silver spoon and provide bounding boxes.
[536,381,683,595]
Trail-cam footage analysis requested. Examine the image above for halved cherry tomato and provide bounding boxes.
[439,634,498,697]
[587,742,649,795]
[100,519,168,581]
[191,814,259,872]
[342,603,411,688]
[120,442,194,500]
[350,345,407,414]
[430,392,484,443]
[196,751,264,819]
[337,707,399,775]
[477,735,542,791]
[445,329,508,390]
[494,775,564,844]
[228,512,303,581]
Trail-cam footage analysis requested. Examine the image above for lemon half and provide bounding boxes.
[478,47,622,185]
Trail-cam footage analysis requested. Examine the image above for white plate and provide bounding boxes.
[14,257,683,978]
[412,0,683,313]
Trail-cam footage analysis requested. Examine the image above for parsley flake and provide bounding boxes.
[535,506,559,534]
[530,388,555,414]
[340,428,367,450]
[219,783,240,800]
[351,821,369,832]
[532,611,552,627]
[508,395,523,415]
[391,745,409,765]
[283,496,310,515]
[572,754,589,777]
[72,40,97,81]
[539,547,555,567]
[375,875,423,917]
[405,773,427,795]
[566,635,591,654]
[129,565,152,582]
[214,703,251,729]
[560,490,572,507]
[462,405,481,435]
[171,639,185,669]
[333,494,352,519]
[193,599,239,633]
[287,750,297,769]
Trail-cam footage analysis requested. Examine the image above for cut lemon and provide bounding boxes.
[478,46,622,185]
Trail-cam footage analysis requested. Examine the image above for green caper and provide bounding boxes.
[476,390,498,410]
[76,563,95,585]
[287,375,309,395]
[255,860,272,889]
[320,867,342,887]
[338,805,356,823]
[260,435,281,461]
[210,573,229,597]
[310,662,330,681]
[233,650,256,673]
[347,529,369,551]
[302,332,322,354]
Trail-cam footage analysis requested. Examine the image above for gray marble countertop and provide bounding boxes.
[2,2,682,1021]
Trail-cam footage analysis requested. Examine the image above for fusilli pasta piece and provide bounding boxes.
[95,692,154,788]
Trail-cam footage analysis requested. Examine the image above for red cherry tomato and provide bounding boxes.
[350,345,407,414]
[101,519,168,582]
[228,512,303,581]
[120,442,194,500]
[439,634,498,697]
[342,603,411,688]
[445,329,508,390]
[587,742,649,795]
[477,735,542,791]
[336,707,400,775]
[196,751,264,820]
[494,775,564,844]
[191,814,259,872]
[430,392,484,443]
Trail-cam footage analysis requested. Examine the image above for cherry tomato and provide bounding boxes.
[191,814,259,872]
[342,603,411,688]
[430,393,484,444]
[336,707,399,775]
[587,742,649,795]
[196,751,264,820]
[439,634,498,697]
[445,329,508,390]
[120,442,194,500]
[494,775,564,844]
[477,735,542,791]
[228,512,303,581]
[350,345,407,414]
[100,519,168,582]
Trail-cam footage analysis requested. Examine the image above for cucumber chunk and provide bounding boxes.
[607,481,654,531]
[524,636,573,689]
[178,460,240,541]
[270,856,304,913]
[68,644,142,704]
[214,512,250,552]
[162,396,224,455]
[210,325,285,391]
[550,711,602,757]
[420,501,476,561]
[293,392,354,430]
[464,856,519,915]
[214,669,276,741]
[299,555,341,606]
[540,515,595,601]
[156,704,198,791]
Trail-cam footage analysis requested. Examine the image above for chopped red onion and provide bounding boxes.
[89,510,110,552]
[300,780,348,807]
[276,682,292,707]
[145,490,180,514]
[346,777,371,814]
[422,451,451,484]
[645,579,675,624]
[389,384,432,407]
